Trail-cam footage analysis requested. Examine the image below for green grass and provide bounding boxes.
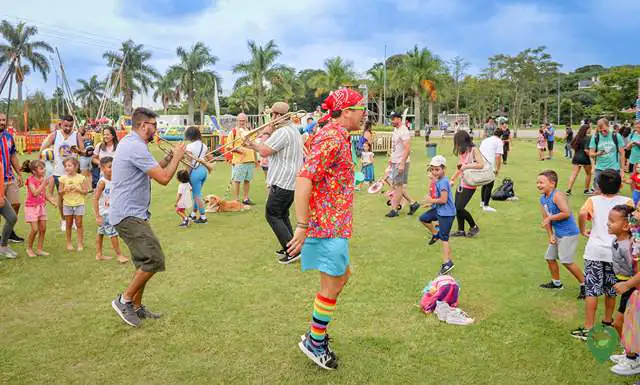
[0,139,635,384]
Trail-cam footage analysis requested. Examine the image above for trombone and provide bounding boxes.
[156,136,216,173]
[207,110,307,159]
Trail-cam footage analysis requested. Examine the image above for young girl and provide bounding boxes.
[93,156,127,263]
[258,132,270,178]
[361,142,375,189]
[537,127,548,161]
[627,163,640,207]
[607,204,640,375]
[176,170,193,228]
[59,158,88,251]
[22,160,56,257]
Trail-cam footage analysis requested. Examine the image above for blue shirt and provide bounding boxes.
[546,126,555,142]
[109,132,159,225]
[540,190,579,237]
[434,177,456,217]
[0,130,16,182]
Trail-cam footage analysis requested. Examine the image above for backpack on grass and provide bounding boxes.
[491,177,515,201]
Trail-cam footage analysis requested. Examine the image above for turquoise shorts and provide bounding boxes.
[301,237,350,277]
[232,163,254,182]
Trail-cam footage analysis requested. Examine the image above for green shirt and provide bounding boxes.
[589,132,624,170]
[629,132,640,165]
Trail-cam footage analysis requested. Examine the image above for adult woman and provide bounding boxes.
[566,124,593,195]
[450,131,484,237]
[184,126,208,224]
[624,122,640,173]
[92,126,119,165]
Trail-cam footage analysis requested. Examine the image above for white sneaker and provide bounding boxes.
[611,356,640,376]
[73,222,77,230]
[483,206,497,212]
[60,221,66,231]
[434,301,453,321]
[480,202,485,208]
[446,308,475,325]
[610,354,627,364]
[0,246,17,259]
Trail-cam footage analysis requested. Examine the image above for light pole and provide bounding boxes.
[383,44,387,125]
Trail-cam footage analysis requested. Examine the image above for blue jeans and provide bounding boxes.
[633,190,640,208]
[189,165,208,214]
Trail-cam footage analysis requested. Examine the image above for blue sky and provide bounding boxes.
[1,0,638,106]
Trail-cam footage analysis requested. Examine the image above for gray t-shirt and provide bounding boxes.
[612,239,634,278]
[264,124,304,191]
[110,132,159,225]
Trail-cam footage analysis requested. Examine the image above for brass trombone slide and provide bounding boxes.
[156,136,216,173]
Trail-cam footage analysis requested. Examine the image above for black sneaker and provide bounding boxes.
[428,235,440,245]
[135,305,161,319]
[243,199,255,206]
[275,249,286,257]
[386,200,392,206]
[439,260,455,275]
[539,281,564,289]
[577,285,586,300]
[451,230,466,237]
[565,189,572,196]
[178,220,189,228]
[194,218,208,224]
[298,335,338,370]
[9,232,24,243]
[467,226,480,237]
[584,189,595,196]
[385,210,399,218]
[570,326,589,341]
[111,294,141,327]
[278,253,300,265]
[408,202,420,216]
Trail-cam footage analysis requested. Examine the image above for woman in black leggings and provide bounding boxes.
[450,131,485,237]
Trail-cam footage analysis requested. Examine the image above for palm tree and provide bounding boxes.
[52,87,65,116]
[74,75,104,119]
[0,20,53,110]
[167,42,218,124]
[228,86,256,113]
[103,40,159,115]
[153,73,178,114]
[403,46,445,129]
[195,71,218,124]
[233,40,285,114]
[367,64,385,123]
[269,66,304,104]
[309,57,357,97]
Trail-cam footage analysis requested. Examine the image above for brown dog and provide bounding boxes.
[204,195,251,213]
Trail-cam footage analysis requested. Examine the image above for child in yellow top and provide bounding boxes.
[59,158,89,251]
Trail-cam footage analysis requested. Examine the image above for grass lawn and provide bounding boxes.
[0,138,635,384]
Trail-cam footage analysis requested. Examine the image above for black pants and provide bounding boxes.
[481,181,495,207]
[455,187,477,232]
[265,185,295,251]
[503,143,509,163]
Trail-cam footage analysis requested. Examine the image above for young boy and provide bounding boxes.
[420,155,456,275]
[573,169,633,340]
[93,157,127,263]
[536,170,585,299]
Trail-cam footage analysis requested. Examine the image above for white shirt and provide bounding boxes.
[95,143,117,160]
[176,183,193,209]
[582,195,633,262]
[186,140,208,168]
[53,130,78,177]
[479,136,504,169]
[264,124,304,191]
[391,127,411,164]
[98,177,112,216]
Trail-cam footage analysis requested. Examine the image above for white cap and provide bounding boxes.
[429,155,447,167]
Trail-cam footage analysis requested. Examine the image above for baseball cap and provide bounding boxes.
[390,112,402,119]
[429,155,447,167]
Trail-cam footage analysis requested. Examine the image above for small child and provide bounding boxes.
[537,170,586,298]
[361,142,375,189]
[537,127,547,160]
[419,155,457,275]
[93,157,128,263]
[22,160,56,257]
[59,158,88,251]
[176,170,193,228]
[573,169,633,340]
[258,132,270,178]
[627,163,640,207]
[607,204,640,375]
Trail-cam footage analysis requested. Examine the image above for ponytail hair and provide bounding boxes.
[21,159,45,174]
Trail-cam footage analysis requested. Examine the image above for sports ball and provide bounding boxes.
[41,148,54,161]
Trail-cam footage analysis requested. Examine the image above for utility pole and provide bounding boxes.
[557,77,561,126]
[383,44,387,125]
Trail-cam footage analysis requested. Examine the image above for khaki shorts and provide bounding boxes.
[115,217,166,273]
[5,182,18,205]
[390,163,410,186]
[544,234,579,264]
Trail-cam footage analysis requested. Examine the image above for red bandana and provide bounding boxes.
[318,89,364,123]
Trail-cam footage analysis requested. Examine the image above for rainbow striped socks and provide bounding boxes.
[309,293,337,346]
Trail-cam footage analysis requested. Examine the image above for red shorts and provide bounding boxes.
[176,207,186,214]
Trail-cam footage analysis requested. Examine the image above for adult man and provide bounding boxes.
[589,118,625,190]
[499,121,512,164]
[40,115,85,231]
[0,113,23,243]
[386,112,420,218]
[109,107,185,327]
[545,122,556,160]
[479,129,504,212]
[226,113,256,205]
[483,117,496,138]
[287,88,366,371]
[246,102,304,264]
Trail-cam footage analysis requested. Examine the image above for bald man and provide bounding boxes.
[226,113,256,205]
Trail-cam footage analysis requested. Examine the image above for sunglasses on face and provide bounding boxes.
[346,106,366,111]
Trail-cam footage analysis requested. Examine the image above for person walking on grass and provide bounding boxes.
[386,112,420,218]
[544,122,556,160]
[449,131,484,238]
[499,121,512,164]
[566,124,594,196]
[287,89,365,371]
[572,169,632,340]
[226,113,256,205]
[93,156,127,263]
[420,155,456,275]
[589,118,625,191]
[110,107,186,328]
[479,128,503,212]
[537,170,585,299]
[564,124,574,159]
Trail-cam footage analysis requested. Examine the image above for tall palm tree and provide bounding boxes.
[0,20,53,109]
[269,66,304,103]
[309,57,357,97]
[167,42,218,124]
[233,40,285,114]
[74,75,104,119]
[152,73,178,114]
[103,40,159,115]
[228,86,256,113]
[195,71,218,124]
[52,87,65,116]
[366,64,385,123]
[403,46,445,128]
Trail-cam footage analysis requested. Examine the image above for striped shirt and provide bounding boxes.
[0,130,16,182]
[264,124,304,190]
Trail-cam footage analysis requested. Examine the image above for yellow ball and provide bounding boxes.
[41,148,54,161]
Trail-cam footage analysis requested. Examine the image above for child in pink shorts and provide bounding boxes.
[22,160,56,257]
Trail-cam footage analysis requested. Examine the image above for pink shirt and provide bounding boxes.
[459,151,477,190]
[25,175,46,206]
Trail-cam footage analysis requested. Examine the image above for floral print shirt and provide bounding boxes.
[298,122,354,239]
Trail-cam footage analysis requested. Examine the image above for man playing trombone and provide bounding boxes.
[246,102,304,264]
[226,113,256,205]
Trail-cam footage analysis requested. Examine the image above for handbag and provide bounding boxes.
[461,149,496,187]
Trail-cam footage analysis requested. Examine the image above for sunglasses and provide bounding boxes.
[346,106,366,111]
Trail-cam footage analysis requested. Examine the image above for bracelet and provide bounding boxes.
[296,222,309,229]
